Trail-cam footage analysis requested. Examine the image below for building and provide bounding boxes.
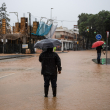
[0,17,43,54]
[52,26,79,51]
[0,17,83,53]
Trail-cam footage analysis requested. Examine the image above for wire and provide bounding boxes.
[56,20,77,22]
[31,14,41,18]
[31,14,77,22]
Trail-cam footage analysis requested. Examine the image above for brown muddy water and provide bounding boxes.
[0,50,110,110]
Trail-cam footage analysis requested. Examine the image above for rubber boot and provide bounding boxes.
[44,87,49,97]
[97,59,99,64]
[98,59,101,64]
[52,87,57,97]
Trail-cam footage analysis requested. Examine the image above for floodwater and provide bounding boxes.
[0,50,110,110]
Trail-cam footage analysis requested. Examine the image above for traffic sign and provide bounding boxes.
[96,34,102,40]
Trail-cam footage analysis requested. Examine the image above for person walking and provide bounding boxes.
[39,48,62,97]
[96,45,103,64]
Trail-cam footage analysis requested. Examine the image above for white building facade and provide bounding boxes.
[52,26,79,51]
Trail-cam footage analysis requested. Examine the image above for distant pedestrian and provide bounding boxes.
[96,45,103,64]
[39,48,62,97]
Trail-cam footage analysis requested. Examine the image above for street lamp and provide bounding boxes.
[51,8,53,19]
[9,12,19,22]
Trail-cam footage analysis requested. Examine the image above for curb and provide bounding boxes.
[0,55,33,60]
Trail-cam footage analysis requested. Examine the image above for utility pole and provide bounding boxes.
[106,31,109,65]
[27,12,31,53]
[9,12,19,23]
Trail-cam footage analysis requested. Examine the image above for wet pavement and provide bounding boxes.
[92,58,110,64]
[0,50,110,110]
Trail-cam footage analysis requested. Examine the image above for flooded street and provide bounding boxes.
[0,50,110,110]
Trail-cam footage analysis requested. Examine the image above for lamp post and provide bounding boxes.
[51,8,53,19]
[9,12,19,22]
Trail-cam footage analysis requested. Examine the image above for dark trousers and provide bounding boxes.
[43,75,57,88]
[97,53,101,64]
[97,53,101,60]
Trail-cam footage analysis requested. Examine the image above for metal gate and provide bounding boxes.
[0,44,3,53]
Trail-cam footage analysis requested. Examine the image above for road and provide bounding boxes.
[0,50,110,110]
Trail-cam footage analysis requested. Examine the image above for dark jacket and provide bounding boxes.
[96,46,102,53]
[39,50,62,75]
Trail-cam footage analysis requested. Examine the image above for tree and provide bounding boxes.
[0,3,10,29]
[78,10,110,49]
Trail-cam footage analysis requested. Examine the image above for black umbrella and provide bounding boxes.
[34,38,62,49]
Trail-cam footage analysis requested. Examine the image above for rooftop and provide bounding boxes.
[56,26,79,34]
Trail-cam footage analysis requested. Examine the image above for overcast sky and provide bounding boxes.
[0,0,110,29]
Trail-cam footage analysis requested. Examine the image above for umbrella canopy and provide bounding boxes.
[34,38,62,49]
[92,41,104,48]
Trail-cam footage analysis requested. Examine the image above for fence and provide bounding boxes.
[0,44,35,54]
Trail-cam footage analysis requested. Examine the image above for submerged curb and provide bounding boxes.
[0,55,33,60]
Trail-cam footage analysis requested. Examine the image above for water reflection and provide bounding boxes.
[43,97,57,109]
[95,64,102,73]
